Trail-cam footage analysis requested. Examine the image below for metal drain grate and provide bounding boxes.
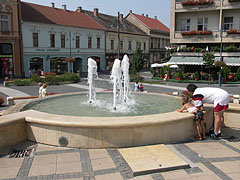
[8,148,32,158]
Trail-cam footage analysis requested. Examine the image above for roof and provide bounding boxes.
[168,56,240,66]
[84,10,147,36]
[21,2,104,30]
[130,13,170,32]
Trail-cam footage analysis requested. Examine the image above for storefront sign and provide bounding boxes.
[47,49,60,52]
[36,49,46,51]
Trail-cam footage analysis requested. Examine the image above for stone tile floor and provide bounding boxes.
[0,127,239,180]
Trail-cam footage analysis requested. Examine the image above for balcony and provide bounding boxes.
[172,30,240,44]
[175,0,221,11]
[223,0,240,8]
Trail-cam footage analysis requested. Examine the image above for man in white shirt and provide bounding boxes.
[187,84,229,139]
[38,82,43,97]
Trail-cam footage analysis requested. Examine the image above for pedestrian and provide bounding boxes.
[139,82,144,92]
[9,69,13,79]
[29,69,33,78]
[41,84,47,97]
[134,81,139,92]
[186,84,229,139]
[38,82,43,97]
[177,93,205,140]
[163,73,168,81]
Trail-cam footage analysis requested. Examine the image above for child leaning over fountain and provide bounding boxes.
[177,93,206,140]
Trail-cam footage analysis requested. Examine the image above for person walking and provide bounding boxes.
[186,84,229,139]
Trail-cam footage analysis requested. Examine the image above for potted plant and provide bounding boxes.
[227,29,240,34]
[159,68,164,78]
[194,71,199,81]
[211,71,217,82]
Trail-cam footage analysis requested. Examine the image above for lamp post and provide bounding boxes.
[218,24,223,87]
[117,12,120,59]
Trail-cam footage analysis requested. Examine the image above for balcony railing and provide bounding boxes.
[181,0,214,6]
[227,29,240,34]
[175,0,221,10]
[181,30,213,36]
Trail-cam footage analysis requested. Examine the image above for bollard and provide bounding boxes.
[7,97,15,105]
[233,95,240,104]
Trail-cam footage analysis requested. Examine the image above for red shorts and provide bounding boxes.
[214,104,229,112]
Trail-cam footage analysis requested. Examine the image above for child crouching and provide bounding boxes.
[177,94,206,140]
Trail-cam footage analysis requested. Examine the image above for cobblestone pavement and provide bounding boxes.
[0,128,239,180]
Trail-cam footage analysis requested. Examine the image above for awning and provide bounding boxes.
[169,56,240,66]
[168,56,203,65]
[215,57,240,66]
[151,63,165,68]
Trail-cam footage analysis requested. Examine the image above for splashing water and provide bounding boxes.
[87,58,98,103]
[121,55,131,102]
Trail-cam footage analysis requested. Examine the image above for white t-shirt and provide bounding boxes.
[39,86,43,97]
[193,87,229,108]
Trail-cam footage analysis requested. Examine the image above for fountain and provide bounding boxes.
[1,55,215,149]
[87,58,98,104]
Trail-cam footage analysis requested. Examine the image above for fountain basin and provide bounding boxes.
[0,92,216,149]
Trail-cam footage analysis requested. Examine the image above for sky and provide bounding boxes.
[21,0,171,27]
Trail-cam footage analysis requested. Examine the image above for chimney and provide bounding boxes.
[94,8,99,17]
[154,16,157,19]
[129,10,132,13]
[142,13,144,16]
[51,2,55,8]
[62,5,66,10]
[119,14,123,21]
[146,14,148,17]
[77,6,82,13]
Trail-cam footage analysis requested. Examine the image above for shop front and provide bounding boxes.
[0,43,14,79]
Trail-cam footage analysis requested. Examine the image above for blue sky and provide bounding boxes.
[22,0,171,27]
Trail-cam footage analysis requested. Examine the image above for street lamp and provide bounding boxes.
[218,23,223,87]
[117,12,120,59]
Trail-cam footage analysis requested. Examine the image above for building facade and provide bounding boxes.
[21,2,105,77]
[126,11,170,67]
[84,8,150,68]
[0,0,23,78]
[170,0,240,69]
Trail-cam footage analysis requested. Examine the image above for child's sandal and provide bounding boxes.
[195,136,202,140]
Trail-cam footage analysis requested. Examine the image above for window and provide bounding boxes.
[144,42,146,50]
[161,39,164,47]
[198,18,208,31]
[0,14,9,33]
[180,19,190,31]
[50,34,55,48]
[33,33,38,47]
[97,37,100,49]
[88,37,92,48]
[76,36,80,48]
[158,39,160,48]
[150,39,153,49]
[111,40,114,50]
[120,41,123,50]
[128,41,132,50]
[224,17,233,30]
[61,35,65,48]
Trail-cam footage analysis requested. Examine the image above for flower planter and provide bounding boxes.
[211,79,215,82]
[227,29,240,34]
[181,0,214,6]
[195,78,199,81]
[181,30,212,36]
[168,77,171,80]
[176,77,181,80]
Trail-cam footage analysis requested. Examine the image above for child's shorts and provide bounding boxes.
[194,110,204,122]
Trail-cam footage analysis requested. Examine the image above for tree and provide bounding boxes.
[132,43,144,72]
[203,52,215,82]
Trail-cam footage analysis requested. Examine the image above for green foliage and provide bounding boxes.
[223,46,239,52]
[194,71,200,79]
[59,73,80,83]
[167,68,172,78]
[236,67,240,80]
[203,52,215,68]
[44,75,60,85]
[211,46,220,52]
[178,71,183,80]
[183,73,187,80]
[31,74,42,83]
[211,71,217,80]
[13,79,33,86]
[132,44,144,72]
[220,66,230,78]
[130,74,144,82]
[159,68,164,77]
